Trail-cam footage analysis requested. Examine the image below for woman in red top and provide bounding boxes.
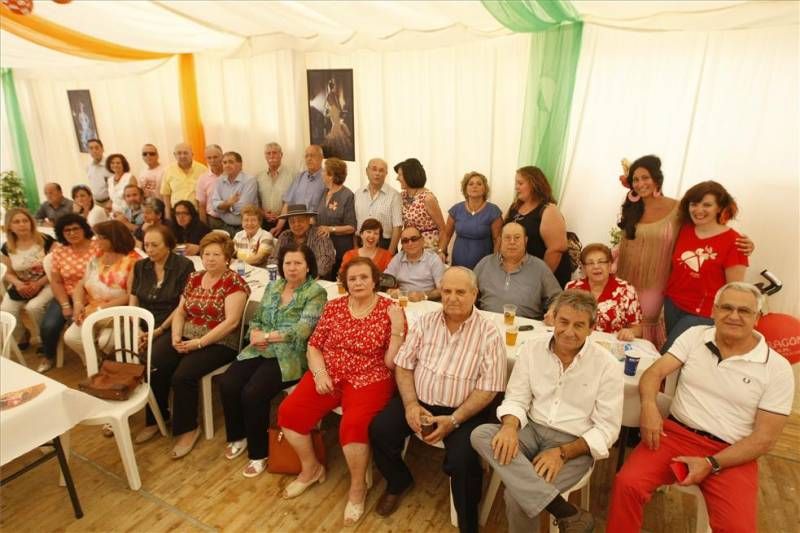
[278,257,406,526]
[338,218,393,274]
[565,243,643,340]
[662,181,749,351]
[147,232,250,459]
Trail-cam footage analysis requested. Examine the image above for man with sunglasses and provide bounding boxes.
[384,225,445,302]
[608,282,794,533]
[138,144,164,200]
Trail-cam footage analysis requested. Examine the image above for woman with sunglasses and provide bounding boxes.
[128,224,194,444]
[563,243,643,341]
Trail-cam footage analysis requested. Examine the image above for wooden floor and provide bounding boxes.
[1,347,798,533]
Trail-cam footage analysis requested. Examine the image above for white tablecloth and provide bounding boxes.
[0,358,101,465]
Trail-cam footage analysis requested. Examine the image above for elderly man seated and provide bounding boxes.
[384,225,445,302]
[35,183,73,227]
[268,204,335,279]
[369,267,506,533]
[473,222,561,319]
[607,282,795,532]
[471,290,622,532]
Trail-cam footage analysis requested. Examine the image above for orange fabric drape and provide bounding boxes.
[1,4,206,160]
[0,4,170,61]
[178,54,206,163]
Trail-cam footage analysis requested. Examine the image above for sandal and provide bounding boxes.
[225,439,247,460]
[343,496,367,527]
[170,429,201,460]
[134,425,160,444]
[242,459,267,478]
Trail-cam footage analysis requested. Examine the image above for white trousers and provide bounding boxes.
[0,286,53,342]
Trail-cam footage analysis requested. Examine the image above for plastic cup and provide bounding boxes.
[337,281,347,295]
[398,289,408,308]
[624,353,641,376]
[503,304,517,326]
[505,325,519,346]
[420,415,435,437]
[175,244,187,256]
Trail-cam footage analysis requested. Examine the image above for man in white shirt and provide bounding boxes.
[354,158,402,253]
[255,142,293,230]
[471,290,623,533]
[138,144,164,200]
[86,138,111,206]
[607,282,795,533]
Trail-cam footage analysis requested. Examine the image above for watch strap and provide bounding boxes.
[706,455,721,474]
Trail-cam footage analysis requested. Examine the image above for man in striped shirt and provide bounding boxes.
[369,267,506,533]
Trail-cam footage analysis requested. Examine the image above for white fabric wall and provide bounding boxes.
[6,57,183,195]
[560,23,799,315]
[194,33,530,215]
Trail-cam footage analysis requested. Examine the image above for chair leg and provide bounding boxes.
[201,375,214,440]
[148,389,168,437]
[10,341,27,367]
[480,469,502,526]
[110,419,141,490]
[400,435,410,459]
[580,480,591,510]
[365,451,374,489]
[695,492,711,532]
[449,482,458,527]
[56,338,64,368]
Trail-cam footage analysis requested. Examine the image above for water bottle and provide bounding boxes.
[236,260,246,277]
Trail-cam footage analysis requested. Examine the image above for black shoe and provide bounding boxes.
[557,508,595,533]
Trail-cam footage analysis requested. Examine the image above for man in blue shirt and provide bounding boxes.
[210,151,259,236]
[272,144,325,236]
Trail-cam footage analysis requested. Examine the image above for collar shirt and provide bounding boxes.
[474,253,562,319]
[394,308,506,407]
[667,326,794,444]
[35,198,74,224]
[160,161,208,206]
[87,159,112,201]
[268,227,335,280]
[282,168,325,210]
[108,172,134,213]
[196,169,222,216]
[497,335,623,459]
[123,205,144,227]
[210,172,259,226]
[384,249,445,293]
[138,165,164,199]
[354,183,403,239]
[256,166,294,214]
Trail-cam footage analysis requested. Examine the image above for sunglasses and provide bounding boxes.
[400,235,422,244]
[142,151,157,156]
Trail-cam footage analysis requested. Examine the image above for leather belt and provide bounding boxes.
[668,415,728,445]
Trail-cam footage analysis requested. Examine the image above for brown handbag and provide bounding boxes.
[78,350,145,401]
[267,428,327,474]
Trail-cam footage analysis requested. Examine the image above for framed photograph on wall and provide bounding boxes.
[67,90,98,153]
[307,69,355,161]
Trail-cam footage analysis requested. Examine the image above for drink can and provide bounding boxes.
[267,264,278,281]
[623,352,640,376]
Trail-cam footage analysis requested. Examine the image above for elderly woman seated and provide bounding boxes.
[134,197,169,244]
[219,243,326,477]
[277,257,406,526]
[384,225,445,302]
[233,205,274,267]
[148,231,250,459]
[63,220,140,362]
[129,224,195,444]
[564,243,643,341]
[268,204,335,279]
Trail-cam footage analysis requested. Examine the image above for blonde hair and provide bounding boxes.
[460,171,490,200]
[3,208,44,253]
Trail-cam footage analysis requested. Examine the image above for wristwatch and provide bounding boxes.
[706,456,721,474]
[559,446,568,462]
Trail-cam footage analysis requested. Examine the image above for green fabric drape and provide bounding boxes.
[482,0,582,199]
[1,69,39,208]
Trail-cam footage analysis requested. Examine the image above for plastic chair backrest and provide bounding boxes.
[0,310,16,358]
[80,306,155,379]
[621,381,672,427]
[42,253,53,280]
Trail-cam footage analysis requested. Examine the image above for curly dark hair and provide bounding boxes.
[277,242,318,280]
[393,158,427,188]
[678,180,738,226]
[105,153,131,174]
[54,213,93,244]
[617,155,664,240]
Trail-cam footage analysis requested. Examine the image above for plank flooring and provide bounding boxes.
[1,347,798,532]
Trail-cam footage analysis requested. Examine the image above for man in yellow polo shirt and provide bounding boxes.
[160,142,207,218]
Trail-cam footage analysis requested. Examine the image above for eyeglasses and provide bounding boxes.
[142,151,157,157]
[174,210,191,216]
[62,226,82,234]
[583,260,610,267]
[400,235,423,244]
[715,303,757,319]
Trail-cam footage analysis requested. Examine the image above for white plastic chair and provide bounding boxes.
[401,435,463,527]
[0,310,27,366]
[0,262,6,298]
[79,307,167,490]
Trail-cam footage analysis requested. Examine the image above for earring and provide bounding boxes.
[627,190,641,203]
[653,189,662,198]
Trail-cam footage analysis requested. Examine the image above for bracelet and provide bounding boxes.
[196,339,203,349]
[312,368,328,379]
[60,302,71,308]
[559,445,568,462]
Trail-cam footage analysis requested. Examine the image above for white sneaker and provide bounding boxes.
[36,359,54,373]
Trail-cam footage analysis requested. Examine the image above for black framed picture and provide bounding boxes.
[67,90,98,153]
[307,69,355,161]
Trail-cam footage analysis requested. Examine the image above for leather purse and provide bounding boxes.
[78,350,145,401]
[267,428,326,474]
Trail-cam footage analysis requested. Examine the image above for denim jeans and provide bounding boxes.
[661,297,713,354]
[40,297,69,360]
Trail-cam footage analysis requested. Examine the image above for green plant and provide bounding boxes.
[1,170,26,211]
[609,225,622,247]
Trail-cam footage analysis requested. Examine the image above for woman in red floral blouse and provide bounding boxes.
[278,257,406,526]
[147,232,250,459]
[565,243,643,341]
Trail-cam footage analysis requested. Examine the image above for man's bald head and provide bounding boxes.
[174,143,193,168]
